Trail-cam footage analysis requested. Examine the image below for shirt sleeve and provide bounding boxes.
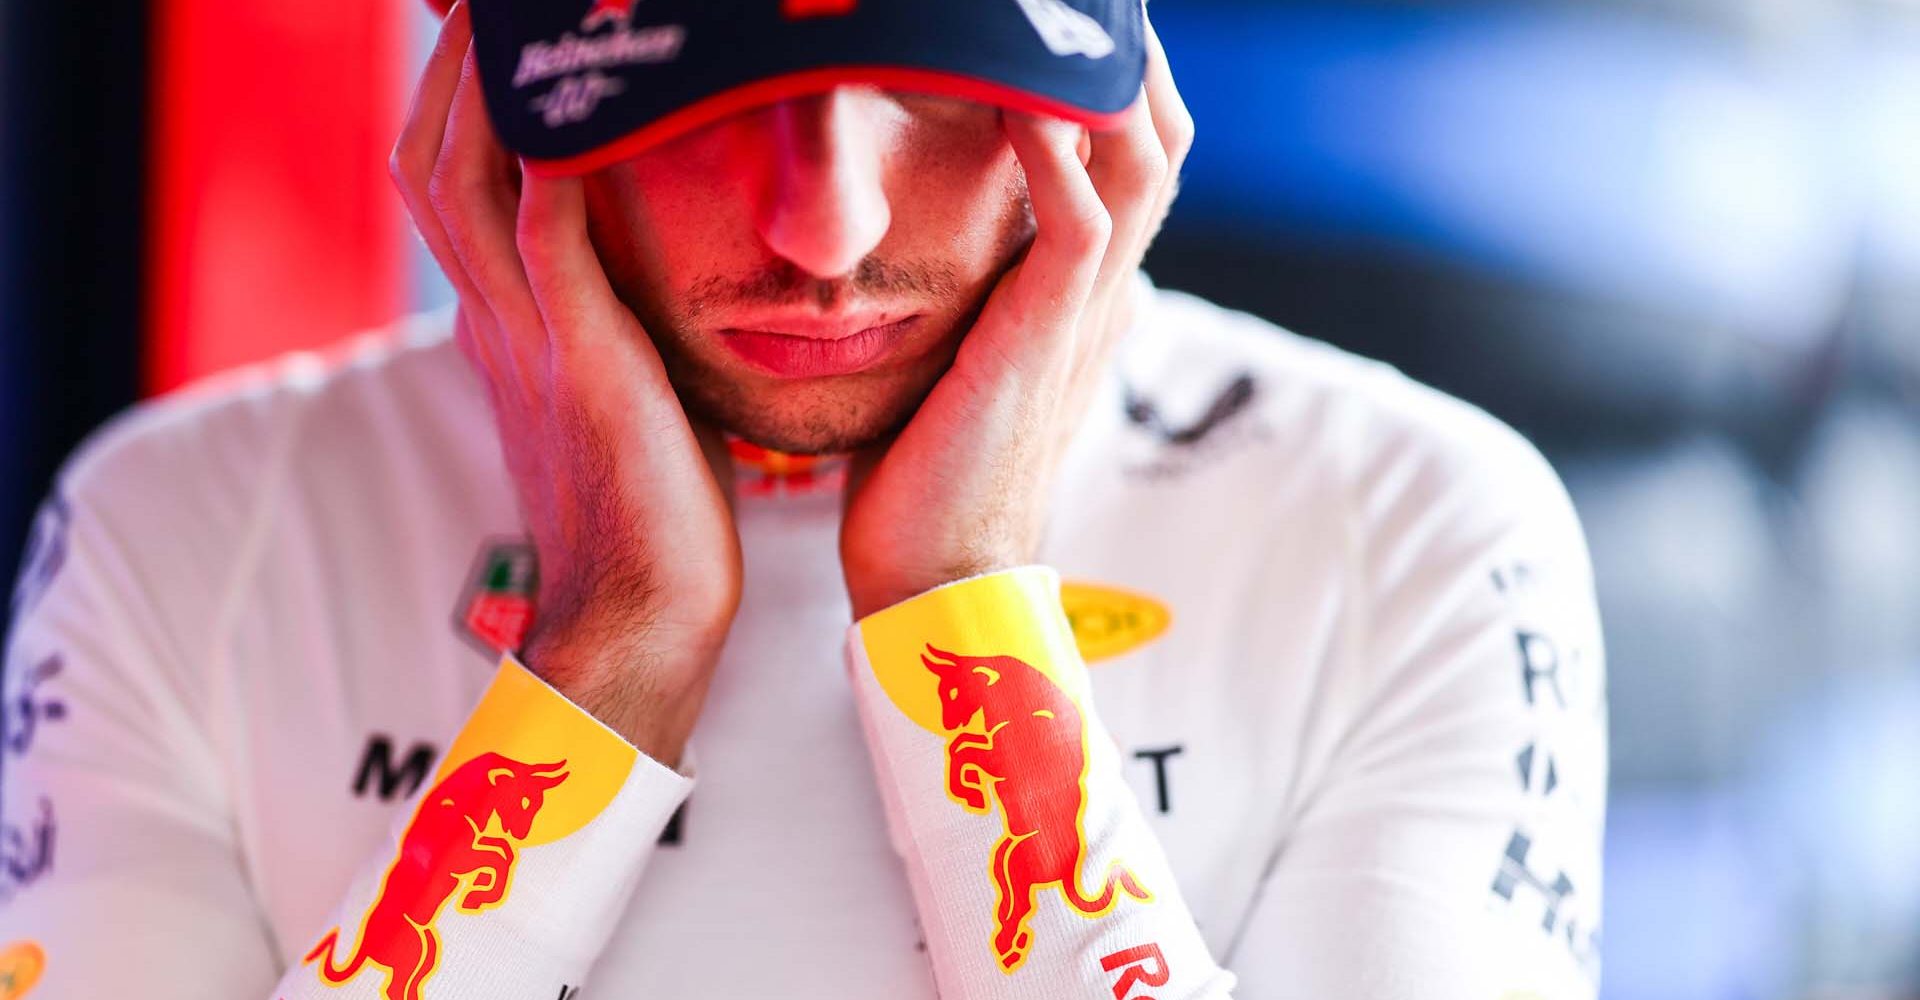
[0,478,692,999]
[275,652,693,999]
[844,565,1238,1000]
[1225,425,1608,999]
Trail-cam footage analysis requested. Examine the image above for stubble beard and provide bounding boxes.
[614,184,1037,457]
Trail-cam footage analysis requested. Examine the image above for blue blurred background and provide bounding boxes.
[5,1,1918,996]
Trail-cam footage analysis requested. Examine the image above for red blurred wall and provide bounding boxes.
[148,1,412,394]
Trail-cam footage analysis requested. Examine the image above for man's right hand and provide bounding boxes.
[389,1,740,768]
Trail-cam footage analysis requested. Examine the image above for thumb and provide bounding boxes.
[688,419,739,515]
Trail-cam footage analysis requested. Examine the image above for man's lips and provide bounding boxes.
[719,315,922,379]
[719,309,911,342]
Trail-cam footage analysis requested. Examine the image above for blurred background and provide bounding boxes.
[3,0,1916,996]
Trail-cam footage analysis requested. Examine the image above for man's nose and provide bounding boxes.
[753,88,893,282]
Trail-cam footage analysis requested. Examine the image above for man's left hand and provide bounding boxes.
[839,23,1192,619]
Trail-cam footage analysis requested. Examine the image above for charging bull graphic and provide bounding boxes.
[305,753,569,1000]
[923,644,1151,972]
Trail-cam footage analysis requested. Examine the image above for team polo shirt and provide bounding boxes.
[0,280,1606,999]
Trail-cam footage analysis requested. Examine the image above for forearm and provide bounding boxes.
[844,566,1235,999]
[277,654,691,998]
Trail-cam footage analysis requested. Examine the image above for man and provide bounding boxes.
[0,0,1606,997]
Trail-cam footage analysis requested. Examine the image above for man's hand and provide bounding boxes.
[390,3,740,767]
[839,24,1193,619]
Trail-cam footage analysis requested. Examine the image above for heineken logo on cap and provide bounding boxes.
[514,0,688,128]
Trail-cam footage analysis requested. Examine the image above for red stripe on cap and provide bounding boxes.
[783,0,861,17]
[520,65,1134,178]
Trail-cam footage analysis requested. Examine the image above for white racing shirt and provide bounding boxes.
[0,280,1606,999]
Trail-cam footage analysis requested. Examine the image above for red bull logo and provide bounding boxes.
[922,644,1152,972]
[581,0,636,31]
[725,438,849,498]
[305,753,569,1000]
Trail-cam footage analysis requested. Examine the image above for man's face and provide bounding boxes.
[581,86,1037,456]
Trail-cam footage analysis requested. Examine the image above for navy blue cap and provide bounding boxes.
[460,0,1147,175]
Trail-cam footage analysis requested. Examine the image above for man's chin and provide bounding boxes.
[674,370,934,457]
[723,415,899,458]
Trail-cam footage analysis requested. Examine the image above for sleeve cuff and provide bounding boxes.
[497,650,699,782]
[436,650,695,837]
[289,654,695,996]
[850,564,1085,684]
[426,654,696,956]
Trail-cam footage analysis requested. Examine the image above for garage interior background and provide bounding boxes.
[3,0,1918,996]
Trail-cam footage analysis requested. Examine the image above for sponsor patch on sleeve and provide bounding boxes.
[0,940,45,999]
[304,656,636,998]
[1059,581,1171,664]
[856,568,1155,974]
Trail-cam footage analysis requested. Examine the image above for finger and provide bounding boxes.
[516,172,640,349]
[1083,88,1166,287]
[433,48,547,384]
[516,171,685,425]
[452,308,511,418]
[395,0,472,196]
[392,2,480,301]
[1143,18,1196,168]
[391,5,513,392]
[983,112,1111,369]
[1140,18,1195,241]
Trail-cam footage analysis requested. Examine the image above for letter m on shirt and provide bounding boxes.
[352,735,437,801]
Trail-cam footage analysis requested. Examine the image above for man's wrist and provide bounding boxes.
[845,558,1027,622]
[519,624,721,769]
